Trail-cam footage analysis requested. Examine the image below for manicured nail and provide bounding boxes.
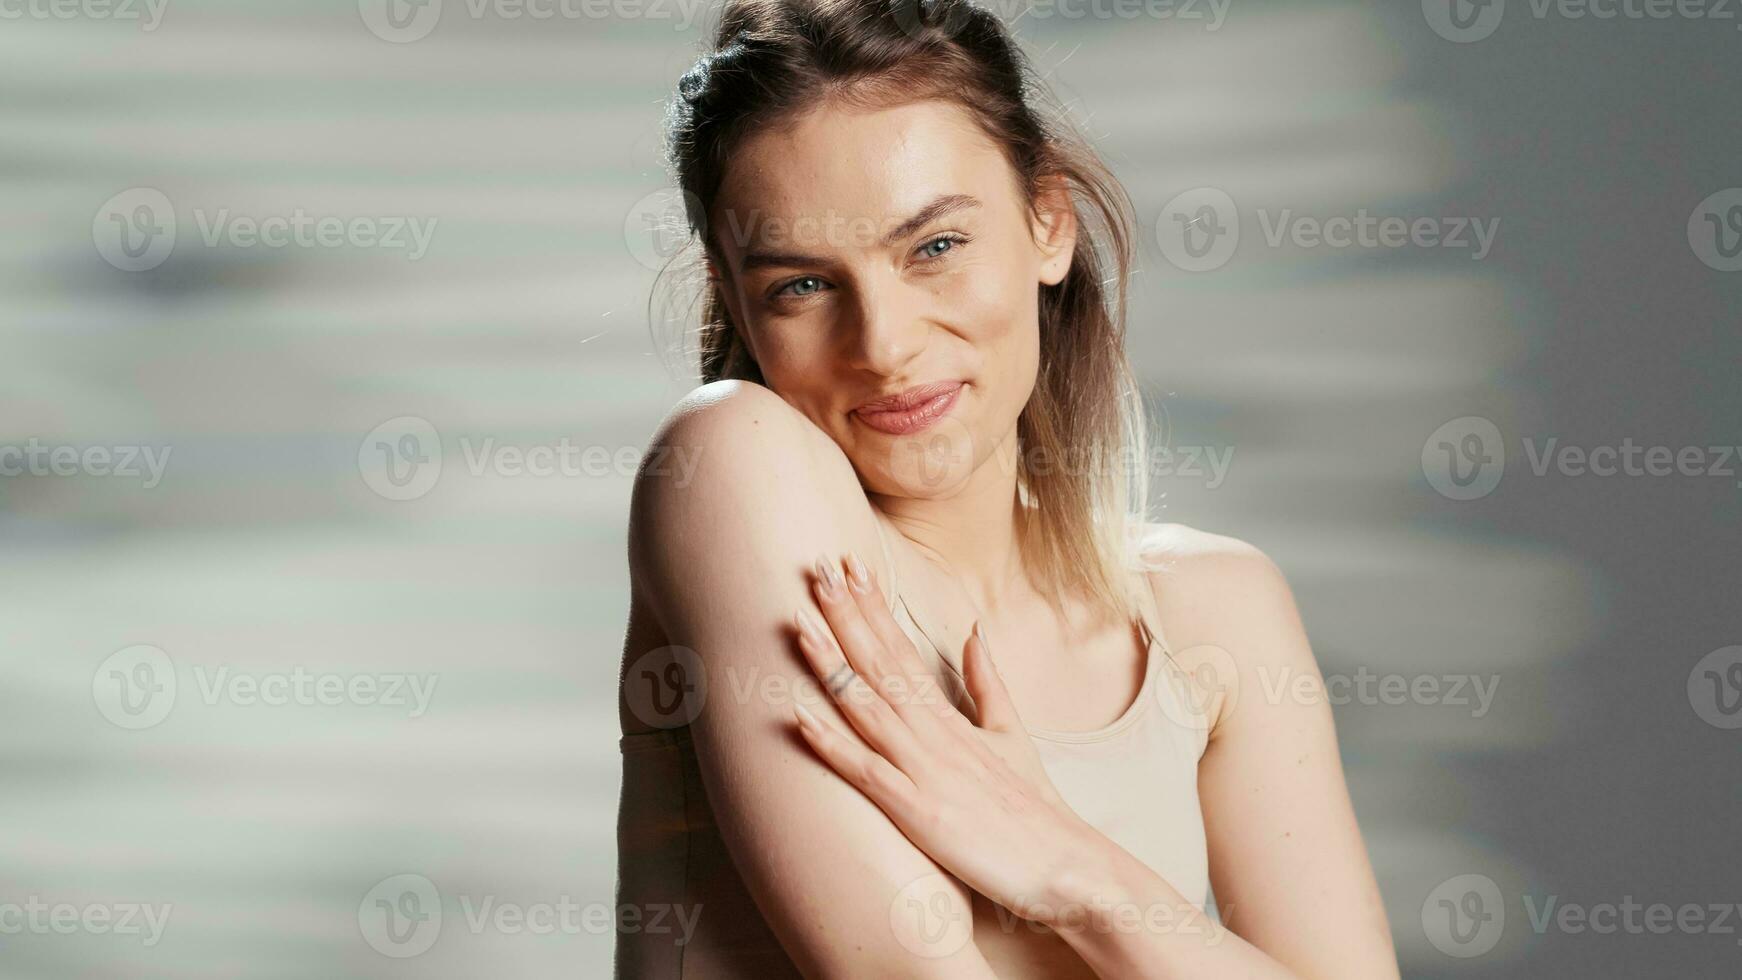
[973,620,989,652]
[794,702,819,730]
[795,608,822,644]
[844,551,871,593]
[814,556,841,597]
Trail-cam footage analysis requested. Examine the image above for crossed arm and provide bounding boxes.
[628,380,1399,978]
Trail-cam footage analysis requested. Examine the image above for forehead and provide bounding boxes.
[714,98,1015,243]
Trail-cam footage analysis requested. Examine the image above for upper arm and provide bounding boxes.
[1142,525,1399,980]
[627,380,996,978]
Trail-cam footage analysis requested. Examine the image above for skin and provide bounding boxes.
[621,96,1399,978]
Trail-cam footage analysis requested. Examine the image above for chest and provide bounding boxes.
[888,559,1152,736]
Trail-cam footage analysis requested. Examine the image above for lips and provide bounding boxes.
[852,381,964,435]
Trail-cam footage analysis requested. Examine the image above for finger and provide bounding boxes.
[843,551,927,671]
[962,621,1023,733]
[811,555,923,711]
[817,556,960,739]
[793,607,928,774]
[792,701,923,821]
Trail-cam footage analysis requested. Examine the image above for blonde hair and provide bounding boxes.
[658,0,1154,624]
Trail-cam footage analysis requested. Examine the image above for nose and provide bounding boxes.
[843,268,930,377]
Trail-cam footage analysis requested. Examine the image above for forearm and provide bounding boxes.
[1039,836,1301,980]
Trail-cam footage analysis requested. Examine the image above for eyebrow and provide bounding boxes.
[737,193,982,273]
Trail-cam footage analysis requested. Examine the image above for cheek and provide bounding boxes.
[939,254,1041,395]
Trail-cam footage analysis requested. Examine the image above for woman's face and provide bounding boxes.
[708,97,1076,498]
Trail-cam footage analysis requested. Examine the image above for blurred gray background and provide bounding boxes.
[3,0,1738,976]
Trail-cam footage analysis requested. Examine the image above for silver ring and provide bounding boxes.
[824,662,856,696]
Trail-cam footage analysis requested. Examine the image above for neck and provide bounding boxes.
[867,426,1028,615]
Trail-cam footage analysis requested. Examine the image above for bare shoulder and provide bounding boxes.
[631,380,861,522]
[640,379,842,470]
[1133,521,1291,615]
[1132,522,1314,738]
[627,378,887,621]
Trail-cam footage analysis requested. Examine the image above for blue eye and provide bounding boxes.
[778,276,825,298]
[912,231,968,259]
[919,235,962,259]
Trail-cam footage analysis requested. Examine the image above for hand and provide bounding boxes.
[787,551,1103,925]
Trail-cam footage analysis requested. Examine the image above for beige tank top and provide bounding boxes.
[615,520,1212,978]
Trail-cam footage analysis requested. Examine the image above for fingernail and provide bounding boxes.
[795,608,822,644]
[794,701,818,730]
[973,620,989,651]
[844,551,871,593]
[814,556,841,597]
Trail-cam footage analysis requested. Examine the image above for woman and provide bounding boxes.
[616,0,1399,975]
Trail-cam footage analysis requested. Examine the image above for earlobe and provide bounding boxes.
[1033,184,1078,287]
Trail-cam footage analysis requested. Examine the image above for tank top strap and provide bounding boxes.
[1127,565,1170,664]
[869,509,900,600]
[1126,563,1213,758]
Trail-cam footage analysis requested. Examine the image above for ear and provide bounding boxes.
[1030,177,1078,287]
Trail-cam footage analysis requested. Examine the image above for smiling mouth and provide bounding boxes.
[851,382,964,435]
